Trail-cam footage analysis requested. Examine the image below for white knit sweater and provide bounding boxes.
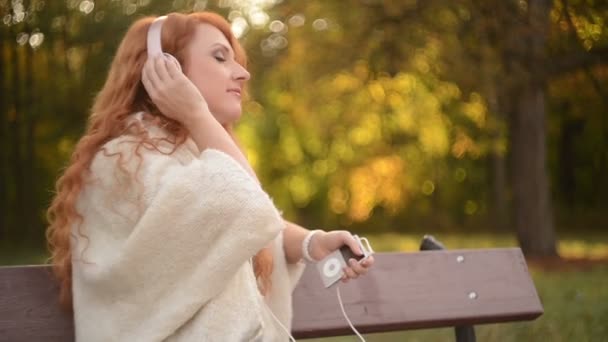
[71,117,306,341]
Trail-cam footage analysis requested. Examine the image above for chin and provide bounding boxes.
[217,111,242,125]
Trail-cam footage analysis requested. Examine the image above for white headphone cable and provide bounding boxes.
[336,285,367,342]
[266,303,297,342]
[265,285,366,342]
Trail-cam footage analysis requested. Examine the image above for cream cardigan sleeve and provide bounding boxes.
[72,136,284,341]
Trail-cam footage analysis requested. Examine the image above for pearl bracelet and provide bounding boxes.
[302,230,322,263]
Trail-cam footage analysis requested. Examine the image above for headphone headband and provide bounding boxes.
[146,15,182,72]
[147,16,167,57]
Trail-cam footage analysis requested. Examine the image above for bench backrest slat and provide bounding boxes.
[291,248,542,338]
[0,266,74,341]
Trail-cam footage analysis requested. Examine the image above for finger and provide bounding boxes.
[341,274,350,283]
[141,67,158,98]
[349,258,368,276]
[349,259,368,275]
[343,266,358,279]
[165,54,182,78]
[141,72,154,97]
[342,232,363,256]
[144,58,162,91]
[154,55,171,83]
[361,255,375,268]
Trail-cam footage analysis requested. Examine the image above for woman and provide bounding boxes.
[46,11,374,341]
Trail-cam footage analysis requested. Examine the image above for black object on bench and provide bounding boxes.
[0,236,543,341]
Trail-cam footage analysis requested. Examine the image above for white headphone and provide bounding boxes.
[146,15,182,72]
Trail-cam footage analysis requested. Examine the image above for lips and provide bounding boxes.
[227,88,241,96]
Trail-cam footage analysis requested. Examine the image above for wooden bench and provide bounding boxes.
[0,236,543,341]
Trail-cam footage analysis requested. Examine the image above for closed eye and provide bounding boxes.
[214,55,226,63]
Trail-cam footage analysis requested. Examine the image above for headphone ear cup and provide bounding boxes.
[163,53,182,72]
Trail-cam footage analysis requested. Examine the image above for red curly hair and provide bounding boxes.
[46,12,274,310]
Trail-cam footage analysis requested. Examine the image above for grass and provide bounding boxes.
[2,232,607,341]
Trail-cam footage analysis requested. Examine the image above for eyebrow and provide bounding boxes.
[210,43,234,58]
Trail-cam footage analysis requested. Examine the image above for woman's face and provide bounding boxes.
[184,23,250,125]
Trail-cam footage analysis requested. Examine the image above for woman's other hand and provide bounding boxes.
[141,56,209,127]
[309,231,375,283]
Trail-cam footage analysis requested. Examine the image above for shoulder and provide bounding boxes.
[92,134,251,182]
[85,115,187,199]
[87,113,266,202]
[89,135,172,182]
[89,113,195,177]
[90,135,258,198]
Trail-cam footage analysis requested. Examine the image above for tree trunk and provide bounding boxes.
[558,115,584,206]
[486,82,509,231]
[511,84,557,256]
[24,32,37,242]
[0,26,6,239]
[10,25,25,245]
[469,2,513,232]
[509,0,557,257]
[490,146,508,230]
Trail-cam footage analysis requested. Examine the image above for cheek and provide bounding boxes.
[185,63,238,119]
[189,67,224,100]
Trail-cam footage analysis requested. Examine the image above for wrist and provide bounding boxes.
[302,230,325,263]
[183,105,211,128]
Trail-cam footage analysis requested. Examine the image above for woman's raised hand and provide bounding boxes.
[141,56,209,127]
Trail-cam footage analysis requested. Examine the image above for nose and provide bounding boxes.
[233,63,250,82]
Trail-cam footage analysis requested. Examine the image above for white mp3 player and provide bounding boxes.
[316,235,374,288]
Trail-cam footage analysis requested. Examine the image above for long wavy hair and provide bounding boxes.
[46,12,274,310]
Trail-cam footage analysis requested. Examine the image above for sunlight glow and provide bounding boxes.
[29,32,44,49]
[231,16,249,39]
[79,0,95,15]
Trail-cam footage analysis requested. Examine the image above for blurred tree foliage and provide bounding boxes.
[0,0,606,257]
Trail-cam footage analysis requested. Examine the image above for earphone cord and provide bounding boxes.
[337,285,367,342]
[266,285,366,342]
[267,303,297,342]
